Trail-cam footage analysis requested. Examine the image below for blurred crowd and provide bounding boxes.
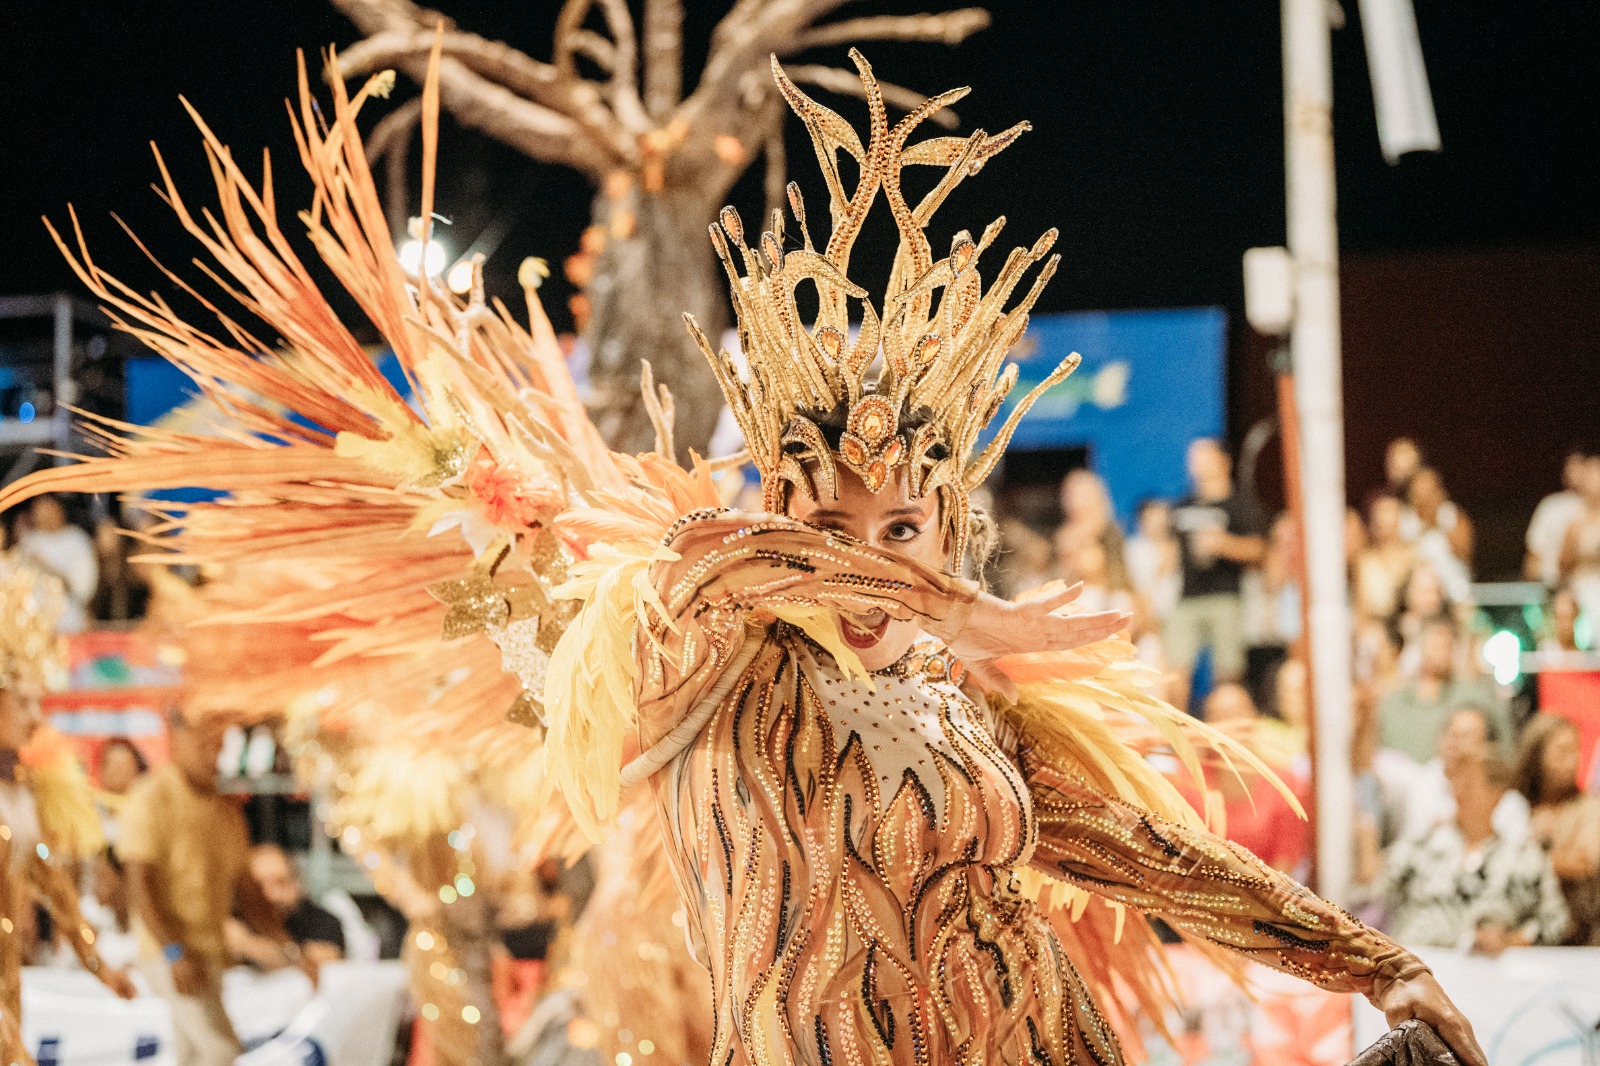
[11,436,1600,968]
[989,436,1600,953]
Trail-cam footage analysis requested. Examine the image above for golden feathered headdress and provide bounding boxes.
[0,561,63,691]
[687,50,1080,562]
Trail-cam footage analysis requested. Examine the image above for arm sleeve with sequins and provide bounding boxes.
[27,851,115,980]
[637,509,980,748]
[1021,748,1424,996]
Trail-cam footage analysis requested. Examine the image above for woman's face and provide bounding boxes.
[99,744,143,795]
[1406,565,1445,617]
[1369,495,1402,543]
[1137,501,1170,540]
[1541,722,1581,800]
[786,465,947,672]
[1073,540,1107,584]
[1060,470,1109,527]
[0,684,41,753]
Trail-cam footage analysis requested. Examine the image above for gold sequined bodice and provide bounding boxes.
[634,511,1420,1066]
[653,629,1089,1066]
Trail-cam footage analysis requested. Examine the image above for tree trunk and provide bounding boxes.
[583,181,728,459]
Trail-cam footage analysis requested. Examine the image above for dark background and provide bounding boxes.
[2,1,1596,575]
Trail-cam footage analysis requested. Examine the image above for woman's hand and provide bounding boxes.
[938,583,1130,701]
[1370,969,1487,1066]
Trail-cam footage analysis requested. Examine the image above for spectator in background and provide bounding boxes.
[1052,468,1123,570]
[1241,512,1302,707]
[1558,453,1600,626]
[1355,493,1416,623]
[1405,468,1473,603]
[1383,744,1568,954]
[1124,498,1181,627]
[1515,715,1600,945]
[1526,448,1590,586]
[1191,684,1310,876]
[95,737,148,848]
[1392,707,1529,848]
[998,518,1056,599]
[1385,437,1425,500]
[1065,535,1159,664]
[121,713,301,1066]
[1392,563,1457,678]
[1378,616,1509,765]
[1165,439,1267,708]
[15,494,98,633]
[88,848,139,970]
[229,844,345,969]
[1539,583,1587,654]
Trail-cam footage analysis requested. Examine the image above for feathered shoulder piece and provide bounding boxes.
[0,41,719,756]
[20,727,104,862]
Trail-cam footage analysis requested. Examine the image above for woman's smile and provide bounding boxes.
[841,609,891,649]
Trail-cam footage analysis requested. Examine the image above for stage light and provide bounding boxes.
[1481,629,1522,686]
[446,259,474,294]
[1243,247,1295,336]
[17,402,35,423]
[399,238,447,277]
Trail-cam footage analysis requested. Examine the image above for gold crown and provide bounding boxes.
[0,561,63,691]
[686,50,1079,564]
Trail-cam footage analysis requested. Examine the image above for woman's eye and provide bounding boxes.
[885,522,922,542]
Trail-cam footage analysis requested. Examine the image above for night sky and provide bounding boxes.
[3,1,1597,570]
[5,1,1594,316]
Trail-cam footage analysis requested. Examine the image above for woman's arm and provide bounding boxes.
[27,853,136,998]
[1024,755,1413,992]
[1022,751,1487,1064]
[638,510,1131,743]
[636,510,981,747]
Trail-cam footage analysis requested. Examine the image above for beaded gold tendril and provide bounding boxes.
[686,49,1082,564]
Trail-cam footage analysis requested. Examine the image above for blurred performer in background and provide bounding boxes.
[0,568,136,1064]
[120,711,301,1066]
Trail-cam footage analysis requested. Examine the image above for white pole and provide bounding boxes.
[1284,0,1354,902]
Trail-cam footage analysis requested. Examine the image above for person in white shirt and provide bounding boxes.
[1403,468,1473,604]
[1382,746,1568,953]
[15,495,98,633]
[1526,450,1589,586]
[1124,497,1181,625]
[1385,707,1530,848]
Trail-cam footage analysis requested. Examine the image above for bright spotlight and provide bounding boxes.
[446,259,474,295]
[398,238,447,277]
[1481,629,1522,686]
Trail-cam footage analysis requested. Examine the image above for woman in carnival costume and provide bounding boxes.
[0,567,137,1063]
[0,44,1484,1066]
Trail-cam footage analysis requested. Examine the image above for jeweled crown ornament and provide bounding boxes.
[686,49,1080,563]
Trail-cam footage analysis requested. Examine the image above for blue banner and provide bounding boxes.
[989,307,1228,524]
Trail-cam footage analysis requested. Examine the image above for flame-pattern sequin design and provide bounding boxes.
[637,511,1418,1065]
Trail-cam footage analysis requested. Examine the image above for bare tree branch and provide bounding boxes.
[337,32,634,170]
[796,9,991,51]
[554,0,649,133]
[340,29,560,105]
[678,0,832,150]
[567,30,618,74]
[642,0,685,119]
[409,50,621,177]
[785,64,961,129]
[331,0,455,39]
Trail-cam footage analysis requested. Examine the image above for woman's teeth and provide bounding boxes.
[842,611,890,648]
